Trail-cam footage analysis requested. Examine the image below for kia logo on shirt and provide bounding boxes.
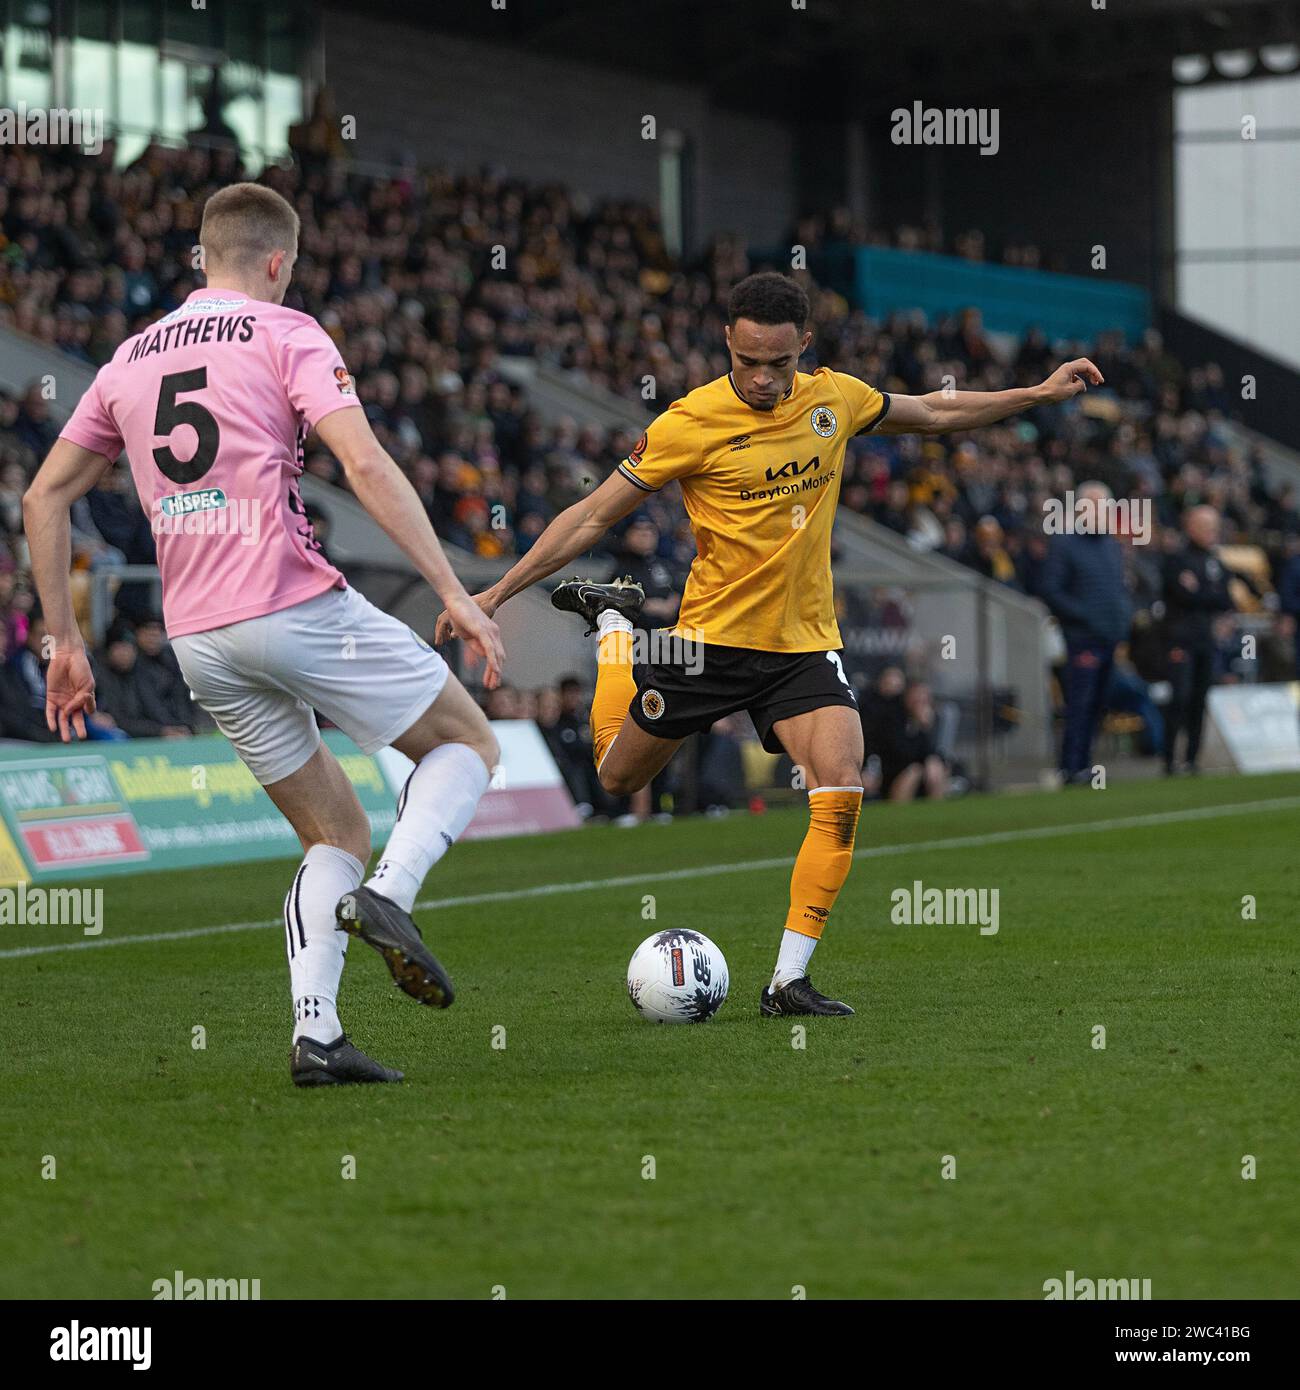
[764,456,821,482]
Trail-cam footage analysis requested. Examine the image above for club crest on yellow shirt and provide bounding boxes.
[810,406,838,438]
[641,689,665,720]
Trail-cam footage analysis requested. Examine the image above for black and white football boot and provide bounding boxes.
[290,1034,404,1087]
[335,885,455,1008]
[759,976,856,1017]
[550,576,645,634]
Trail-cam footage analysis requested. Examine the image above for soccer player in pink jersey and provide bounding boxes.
[23,183,506,1087]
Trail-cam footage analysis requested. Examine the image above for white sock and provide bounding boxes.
[365,742,491,912]
[286,843,363,1043]
[597,609,633,638]
[771,929,818,990]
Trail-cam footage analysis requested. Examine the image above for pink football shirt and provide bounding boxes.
[60,288,359,637]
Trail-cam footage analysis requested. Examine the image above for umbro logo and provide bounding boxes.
[727,434,752,451]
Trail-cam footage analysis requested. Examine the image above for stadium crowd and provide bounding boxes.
[2,136,1298,798]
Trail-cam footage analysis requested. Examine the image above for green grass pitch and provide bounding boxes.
[2,772,1298,1299]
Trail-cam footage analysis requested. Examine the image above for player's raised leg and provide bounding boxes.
[336,670,499,1006]
[760,703,864,1018]
[550,577,683,794]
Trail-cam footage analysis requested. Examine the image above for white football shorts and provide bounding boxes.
[172,583,449,785]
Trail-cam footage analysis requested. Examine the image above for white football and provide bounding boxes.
[627,929,729,1024]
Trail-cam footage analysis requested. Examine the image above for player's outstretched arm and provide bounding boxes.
[874,358,1104,435]
[314,407,505,687]
[433,470,645,645]
[24,438,114,740]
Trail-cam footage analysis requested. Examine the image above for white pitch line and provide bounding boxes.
[2,793,1297,962]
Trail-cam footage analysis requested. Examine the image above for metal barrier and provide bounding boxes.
[87,566,164,645]
[832,571,1049,790]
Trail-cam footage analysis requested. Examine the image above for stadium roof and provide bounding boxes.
[348,0,1300,114]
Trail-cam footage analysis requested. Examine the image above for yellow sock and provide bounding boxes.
[590,627,636,769]
[783,788,864,937]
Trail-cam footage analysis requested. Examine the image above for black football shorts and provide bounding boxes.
[629,639,858,753]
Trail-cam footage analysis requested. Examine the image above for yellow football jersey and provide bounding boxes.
[618,368,889,652]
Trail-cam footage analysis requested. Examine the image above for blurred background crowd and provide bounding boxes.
[3,135,1298,815]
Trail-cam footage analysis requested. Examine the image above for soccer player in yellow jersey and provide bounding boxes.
[437,272,1102,1016]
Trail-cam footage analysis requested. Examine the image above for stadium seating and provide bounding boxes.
[2,141,1296,766]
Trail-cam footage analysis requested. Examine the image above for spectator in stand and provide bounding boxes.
[1015,529,1050,597]
[483,685,522,721]
[0,458,28,538]
[133,614,205,732]
[873,479,912,537]
[0,620,56,741]
[1277,535,1300,679]
[91,626,190,739]
[1161,506,1237,775]
[938,517,968,566]
[1039,481,1134,783]
[696,712,748,812]
[12,384,59,460]
[6,606,49,727]
[617,514,684,630]
[860,664,905,795]
[964,516,1018,587]
[870,680,949,803]
[0,567,25,655]
[84,462,157,620]
[536,674,611,818]
[4,606,118,741]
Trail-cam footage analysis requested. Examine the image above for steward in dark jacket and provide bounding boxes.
[1039,490,1134,781]
[1040,531,1133,649]
[1161,506,1236,774]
